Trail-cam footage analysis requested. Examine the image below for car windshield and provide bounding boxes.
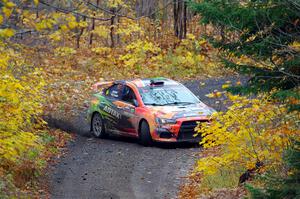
[139,85,200,106]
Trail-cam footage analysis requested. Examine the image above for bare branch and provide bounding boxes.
[39,0,111,21]
[87,0,180,21]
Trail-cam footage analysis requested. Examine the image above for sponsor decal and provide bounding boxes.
[103,106,121,119]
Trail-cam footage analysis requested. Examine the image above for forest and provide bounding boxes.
[0,0,299,198]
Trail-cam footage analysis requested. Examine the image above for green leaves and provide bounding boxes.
[191,0,300,108]
[246,141,300,199]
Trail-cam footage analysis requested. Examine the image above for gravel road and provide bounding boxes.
[47,76,246,199]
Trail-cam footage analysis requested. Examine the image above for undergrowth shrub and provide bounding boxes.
[195,92,299,194]
[246,140,300,199]
[0,41,45,196]
[0,36,71,197]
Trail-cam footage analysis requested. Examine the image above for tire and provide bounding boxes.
[139,121,153,146]
[91,113,107,138]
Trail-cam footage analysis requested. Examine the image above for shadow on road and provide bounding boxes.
[102,135,201,149]
[45,113,201,149]
[45,114,200,149]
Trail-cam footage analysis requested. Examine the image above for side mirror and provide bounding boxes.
[133,99,139,107]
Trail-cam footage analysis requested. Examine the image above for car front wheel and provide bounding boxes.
[139,121,153,146]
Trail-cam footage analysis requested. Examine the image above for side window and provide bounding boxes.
[121,86,136,105]
[105,84,123,99]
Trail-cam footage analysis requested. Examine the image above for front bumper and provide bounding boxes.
[152,117,208,143]
[155,128,201,143]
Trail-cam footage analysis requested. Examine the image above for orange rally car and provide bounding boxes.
[87,77,215,146]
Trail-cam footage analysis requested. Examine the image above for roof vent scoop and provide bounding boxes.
[150,79,164,86]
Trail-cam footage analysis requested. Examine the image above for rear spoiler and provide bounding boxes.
[91,81,113,93]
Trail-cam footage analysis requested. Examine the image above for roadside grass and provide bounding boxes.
[179,150,246,199]
[179,170,247,199]
[200,168,242,190]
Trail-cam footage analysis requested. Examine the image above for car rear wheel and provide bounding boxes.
[139,121,153,146]
[92,113,107,138]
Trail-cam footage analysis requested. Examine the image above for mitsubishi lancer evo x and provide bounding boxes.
[88,77,215,146]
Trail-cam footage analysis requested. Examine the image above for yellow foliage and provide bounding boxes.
[107,0,126,8]
[35,18,56,31]
[205,91,223,98]
[2,7,12,18]
[291,41,300,51]
[186,33,196,40]
[60,24,68,31]
[119,39,161,68]
[91,47,111,55]
[117,18,143,36]
[0,28,14,38]
[34,0,39,6]
[54,47,77,57]
[222,84,230,89]
[0,41,45,165]
[49,31,62,41]
[68,21,78,29]
[78,20,88,28]
[196,93,299,182]
[5,1,15,8]
[92,25,109,38]
[197,55,205,62]
[291,41,300,48]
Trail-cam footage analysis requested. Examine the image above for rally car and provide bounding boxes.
[87,77,215,146]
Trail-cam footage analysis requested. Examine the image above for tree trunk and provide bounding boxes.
[136,0,158,19]
[89,0,100,45]
[36,4,39,18]
[220,25,225,42]
[183,2,187,39]
[116,16,120,46]
[110,8,115,48]
[174,0,178,37]
[76,16,86,48]
[89,17,95,45]
[173,0,187,40]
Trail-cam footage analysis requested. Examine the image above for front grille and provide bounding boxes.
[159,131,173,139]
[177,120,208,141]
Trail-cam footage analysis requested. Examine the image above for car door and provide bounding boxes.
[101,83,124,134]
[115,85,139,137]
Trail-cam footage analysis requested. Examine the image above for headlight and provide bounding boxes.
[156,117,177,125]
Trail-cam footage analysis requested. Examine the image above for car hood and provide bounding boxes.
[147,102,215,119]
